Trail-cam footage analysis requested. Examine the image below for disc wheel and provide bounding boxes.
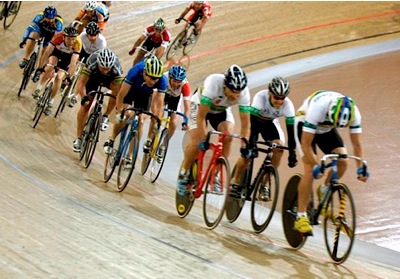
[225,164,249,223]
[203,157,230,229]
[175,161,197,218]
[250,165,279,233]
[323,183,356,264]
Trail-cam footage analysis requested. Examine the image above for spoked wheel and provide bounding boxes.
[183,28,200,55]
[203,157,230,229]
[116,130,139,192]
[175,161,197,218]
[166,30,186,61]
[323,183,356,264]
[177,55,191,71]
[84,115,101,169]
[250,165,279,233]
[18,53,36,97]
[79,115,93,161]
[149,128,170,183]
[103,132,123,182]
[3,1,21,29]
[32,83,51,129]
[225,164,249,223]
[55,83,71,118]
[282,174,308,249]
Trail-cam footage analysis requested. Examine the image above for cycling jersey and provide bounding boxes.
[164,72,191,99]
[79,31,107,59]
[21,13,63,47]
[75,3,109,31]
[50,32,82,54]
[143,25,171,49]
[297,90,362,134]
[188,1,212,22]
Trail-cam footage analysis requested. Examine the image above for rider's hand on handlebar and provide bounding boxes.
[181,123,189,131]
[19,41,26,49]
[115,113,126,123]
[198,139,209,151]
[128,48,135,56]
[175,18,182,24]
[357,167,369,182]
[240,146,252,159]
[312,164,324,179]
[80,95,90,106]
[288,151,298,168]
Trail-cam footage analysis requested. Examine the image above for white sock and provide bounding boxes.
[297,212,307,218]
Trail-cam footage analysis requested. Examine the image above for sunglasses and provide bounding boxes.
[146,73,159,81]
[272,95,286,100]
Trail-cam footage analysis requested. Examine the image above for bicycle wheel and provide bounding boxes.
[282,174,308,249]
[32,82,51,129]
[250,165,279,233]
[203,157,230,229]
[183,28,200,55]
[175,161,197,218]
[140,139,153,176]
[323,183,356,264]
[84,114,101,169]
[18,52,36,97]
[79,114,94,161]
[54,83,71,118]
[3,2,21,30]
[116,130,139,192]
[103,130,125,182]
[166,30,186,61]
[177,54,190,71]
[225,164,249,223]
[150,128,170,183]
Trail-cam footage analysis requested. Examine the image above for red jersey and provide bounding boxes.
[50,32,82,54]
[189,1,212,19]
[143,25,171,48]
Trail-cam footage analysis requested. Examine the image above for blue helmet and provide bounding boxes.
[43,6,57,19]
[169,65,187,81]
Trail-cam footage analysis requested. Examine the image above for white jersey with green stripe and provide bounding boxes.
[251,89,295,122]
[191,74,251,114]
[297,90,362,134]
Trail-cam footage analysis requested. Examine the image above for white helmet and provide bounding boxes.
[85,0,98,11]
[97,47,116,68]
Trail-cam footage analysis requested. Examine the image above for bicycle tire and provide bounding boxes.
[18,52,36,97]
[282,174,308,249]
[3,1,21,30]
[32,82,51,129]
[140,141,153,175]
[175,161,197,218]
[79,115,93,161]
[84,113,101,169]
[323,183,356,264]
[225,164,249,223]
[166,30,187,61]
[116,130,139,192]
[150,128,170,183]
[250,165,279,233]
[54,83,71,118]
[183,27,200,55]
[103,130,125,182]
[203,157,230,229]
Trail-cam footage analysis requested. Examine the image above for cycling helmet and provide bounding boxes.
[194,1,204,4]
[63,26,78,37]
[154,18,166,31]
[97,47,117,68]
[85,21,100,36]
[85,0,98,11]
[328,96,355,128]
[43,6,57,19]
[224,64,247,91]
[145,56,164,78]
[268,76,290,97]
[169,65,187,81]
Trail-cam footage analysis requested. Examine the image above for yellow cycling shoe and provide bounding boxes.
[294,216,313,234]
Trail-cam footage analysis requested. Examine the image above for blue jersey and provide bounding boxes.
[124,61,168,96]
[21,12,63,47]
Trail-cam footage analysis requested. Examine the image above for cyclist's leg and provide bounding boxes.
[165,95,181,137]
[261,119,284,168]
[214,110,234,158]
[147,91,165,140]
[21,31,40,61]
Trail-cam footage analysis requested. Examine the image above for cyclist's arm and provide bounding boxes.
[350,132,364,168]
[177,6,190,20]
[115,81,131,113]
[75,70,89,97]
[21,15,41,43]
[151,89,165,119]
[38,43,54,69]
[68,53,80,77]
[285,117,296,151]
[196,103,210,140]
[238,110,251,146]
[75,9,85,21]
[130,34,146,52]
[300,131,318,166]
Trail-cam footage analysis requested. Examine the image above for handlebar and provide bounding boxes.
[319,154,368,177]
[205,130,248,145]
[121,107,161,130]
[163,108,189,128]
[69,20,83,29]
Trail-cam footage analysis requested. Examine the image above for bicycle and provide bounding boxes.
[140,107,188,183]
[54,57,85,118]
[79,85,115,169]
[282,153,368,264]
[175,130,245,229]
[18,37,44,98]
[0,1,21,29]
[166,18,200,62]
[103,107,161,192]
[225,141,290,233]
[32,64,68,129]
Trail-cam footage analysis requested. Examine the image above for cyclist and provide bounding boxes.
[18,6,63,69]
[75,0,109,34]
[230,77,298,199]
[163,65,191,137]
[175,1,212,41]
[128,18,171,66]
[177,64,251,196]
[293,90,369,234]
[32,26,82,116]
[103,56,167,167]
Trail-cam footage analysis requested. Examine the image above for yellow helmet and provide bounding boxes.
[145,56,164,78]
